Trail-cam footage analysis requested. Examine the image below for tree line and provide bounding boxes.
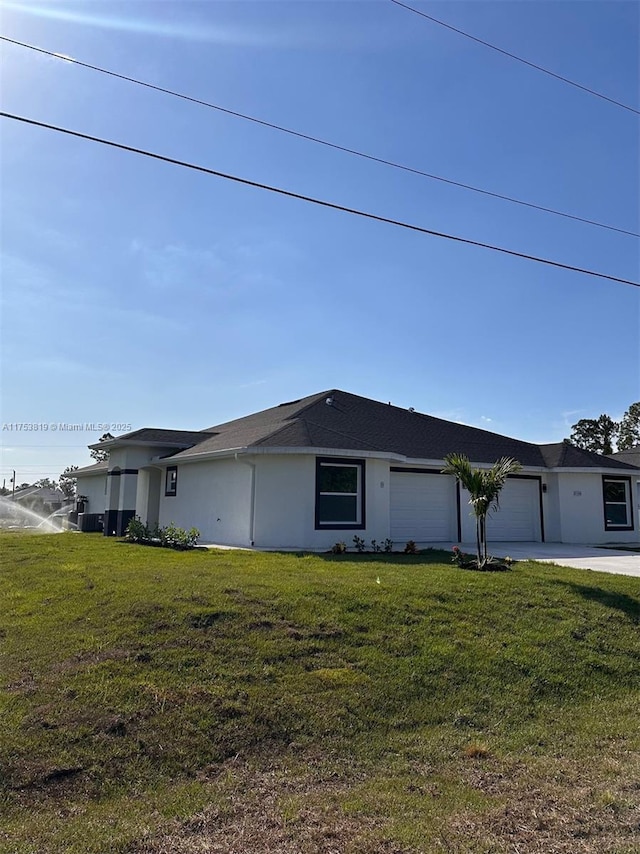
[1,433,113,499]
[565,403,640,456]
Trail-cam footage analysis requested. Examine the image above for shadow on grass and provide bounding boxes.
[286,548,452,566]
[552,580,639,623]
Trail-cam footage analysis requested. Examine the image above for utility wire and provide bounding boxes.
[1,35,637,240]
[389,0,640,116]
[2,111,637,288]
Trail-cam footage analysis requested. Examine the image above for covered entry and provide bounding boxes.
[390,469,457,542]
[486,476,542,541]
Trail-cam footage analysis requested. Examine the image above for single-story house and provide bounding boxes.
[11,485,70,514]
[71,389,640,548]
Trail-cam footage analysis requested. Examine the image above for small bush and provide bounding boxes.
[370,539,382,553]
[353,535,366,553]
[124,518,200,550]
[403,540,418,554]
[124,517,150,544]
[331,541,347,554]
[383,538,394,553]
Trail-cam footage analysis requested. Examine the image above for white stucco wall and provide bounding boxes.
[157,458,253,545]
[556,471,638,544]
[252,454,391,550]
[76,473,107,513]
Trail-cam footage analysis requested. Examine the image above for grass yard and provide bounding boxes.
[1,533,639,853]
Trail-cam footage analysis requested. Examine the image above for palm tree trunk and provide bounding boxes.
[476,516,482,567]
[479,514,487,568]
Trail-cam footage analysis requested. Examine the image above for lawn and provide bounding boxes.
[1,533,639,853]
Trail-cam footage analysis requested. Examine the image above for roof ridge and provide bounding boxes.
[299,416,381,451]
[254,418,313,446]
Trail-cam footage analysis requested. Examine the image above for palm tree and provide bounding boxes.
[442,453,522,569]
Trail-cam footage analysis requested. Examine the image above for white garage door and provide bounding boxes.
[390,471,456,542]
[486,478,540,541]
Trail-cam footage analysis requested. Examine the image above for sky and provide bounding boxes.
[0,0,638,485]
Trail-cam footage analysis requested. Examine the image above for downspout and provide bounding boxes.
[236,454,256,547]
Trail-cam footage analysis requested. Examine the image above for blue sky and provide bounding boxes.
[1,0,638,484]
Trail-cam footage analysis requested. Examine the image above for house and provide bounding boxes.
[11,485,69,514]
[71,390,640,548]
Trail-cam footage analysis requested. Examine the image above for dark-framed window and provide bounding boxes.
[165,466,178,497]
[602,476,633,531]
[315,457,365,530]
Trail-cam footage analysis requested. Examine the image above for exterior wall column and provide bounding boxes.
[117,470,139,536]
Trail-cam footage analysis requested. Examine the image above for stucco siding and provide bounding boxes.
[557,472,638,544]
[76,474,106,513]
[252,455,391,550]
[158,458,252,545]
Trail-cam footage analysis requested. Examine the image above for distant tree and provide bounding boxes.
[90,432,114,463]
[568,415,618,456]
[59,466,78,500]
[617,402,640,451]
[34,477,56,489]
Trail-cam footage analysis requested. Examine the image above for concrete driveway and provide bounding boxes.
[430,542,640,578]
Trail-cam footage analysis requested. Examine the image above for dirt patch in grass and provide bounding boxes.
[133,758,413,854]
[447,753,640,853]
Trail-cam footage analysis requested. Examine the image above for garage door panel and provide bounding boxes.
[486,478,540,541]
[390,472,456,542]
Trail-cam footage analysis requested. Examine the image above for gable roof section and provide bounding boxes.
[541,442,639,470]
[607,446,640,469]
[169,389,548,465]
[89,428,214,449]
[71,461,109,477]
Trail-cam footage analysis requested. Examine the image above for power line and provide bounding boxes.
[2,110,638,289]
[389,0,640,116]
[1,35,637,239]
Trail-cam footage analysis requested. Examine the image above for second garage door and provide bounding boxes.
[486,477,541,541]
[390,471,456,542]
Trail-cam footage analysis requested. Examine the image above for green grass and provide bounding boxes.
[1,533,639,853]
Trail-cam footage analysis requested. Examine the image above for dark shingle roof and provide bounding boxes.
[607,447,640,469]
[170,389,548,465]
[92,428,214,448]
[541,442,640,470]
[83,390,639,471]
[71,461,109,476]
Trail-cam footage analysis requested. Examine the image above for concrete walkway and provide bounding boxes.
[430,542,640,578]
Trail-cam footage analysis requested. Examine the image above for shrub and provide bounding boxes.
[353,535,366,553]
[331,541,347,554]
[124,516,150,544]
[124,518,200,550]
[383,538,394,553]
[403,540,418,555]
[370,539,382,553]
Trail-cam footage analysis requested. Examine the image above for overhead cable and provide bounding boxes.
[2,111,638,288]
[1,35,637,239]
[388,0,640,116]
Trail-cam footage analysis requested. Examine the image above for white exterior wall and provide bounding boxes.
[542,473,561,542]
[158,458,253,545]
[135,468,162,528]
[556,471,639,544]
[75,474,107,513]
[252,454,390,550]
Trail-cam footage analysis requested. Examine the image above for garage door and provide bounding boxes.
[390,471,456,542]
[486,478,540,541]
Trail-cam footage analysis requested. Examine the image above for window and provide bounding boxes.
[315,458,365,529]
[165,466,177,497]
[602,476,632,530]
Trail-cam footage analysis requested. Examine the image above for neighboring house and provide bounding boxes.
[71,390,640,548]
[12,485,70,515]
